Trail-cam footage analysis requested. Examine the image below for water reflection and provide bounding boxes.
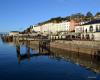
[15,41,50,64]
[1,37,100,73]
[51,48,100,73]
[14,40,100,73]
[16,44,30,63]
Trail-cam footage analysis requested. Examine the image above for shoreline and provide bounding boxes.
[28,40,100,56]
[50,40,100,55]
[2,35,100,56]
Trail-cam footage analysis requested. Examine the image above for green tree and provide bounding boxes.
[86,12,93,17]
[70,13,85,21]
[85,12,94,21]
[95,12,100,16]
[65,16,70,21]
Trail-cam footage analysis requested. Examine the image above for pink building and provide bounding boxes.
[69,20,80,32]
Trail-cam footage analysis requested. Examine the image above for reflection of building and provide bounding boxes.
[51,48,100,73]
[14,39,100,73]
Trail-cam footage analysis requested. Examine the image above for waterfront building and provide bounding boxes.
[75,20,100,40]
[40,21,70,35]
[9,31,19,36]
[75,26,83,33]
[94,14,100,20]
[32,25,41,33]
[40,23,53,35]
[82,20,100,33]
[75,21,89,33]
[69,20,79,32]
[32,21,70,35]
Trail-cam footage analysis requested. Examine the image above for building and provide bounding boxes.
[40,23,53,35]
[32,25,41,32]
[75,21,89,33]
[82,20,100,33]
[9,31,19,36]
[94,14,100,20]
[75,20,100,40]
[69,20,79,32]
[39,21,70,35]
[75,26,83,33]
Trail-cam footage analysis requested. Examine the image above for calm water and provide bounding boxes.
[0,38,100,80]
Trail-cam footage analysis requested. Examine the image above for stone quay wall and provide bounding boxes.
[50,40,100,55]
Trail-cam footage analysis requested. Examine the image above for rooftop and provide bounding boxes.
[83,19,100,25]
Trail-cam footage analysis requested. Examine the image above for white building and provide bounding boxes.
[9,31,19,36]
[32,25,41,32]
[39,21,70,35]
[75,21,89,33]
[75,26,83,33]
[75,20,100,40]
[41,23,53,34]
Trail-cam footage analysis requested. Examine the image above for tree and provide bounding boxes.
[95,12,100,16]
[85,12,94,21]
[86,12,93,17]
[70,13,85,21]
[29,25,33,29]
[65,16,70,21]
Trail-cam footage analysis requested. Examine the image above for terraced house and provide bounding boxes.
[32,21,70,35]
[75,20,100,40]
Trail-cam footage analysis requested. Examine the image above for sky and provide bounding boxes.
[0,0,100,32]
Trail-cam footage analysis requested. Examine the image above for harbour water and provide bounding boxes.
[0,38,100,80]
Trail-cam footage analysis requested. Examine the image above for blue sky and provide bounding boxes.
[0,0,100,32]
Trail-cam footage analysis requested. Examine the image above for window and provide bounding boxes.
[96,26,99,32]
[85,29,87,33]
[99,25,100,32]
[89,26,93,32]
